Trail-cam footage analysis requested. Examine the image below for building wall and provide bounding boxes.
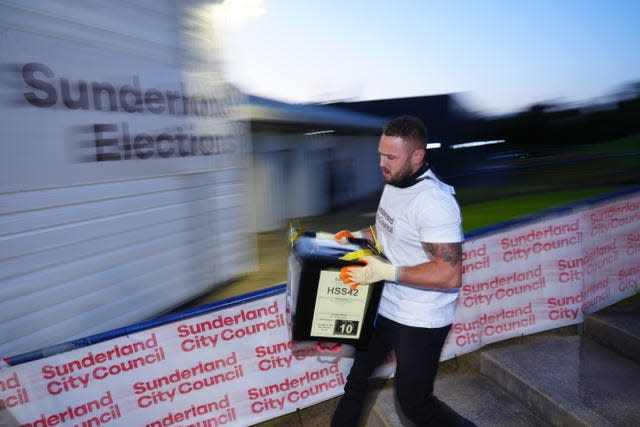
[0,1,256,356]
[251,132,382,232]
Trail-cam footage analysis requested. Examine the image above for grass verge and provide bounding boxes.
[460,186,627,232]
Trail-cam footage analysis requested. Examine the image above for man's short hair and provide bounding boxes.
[382,115,427,148]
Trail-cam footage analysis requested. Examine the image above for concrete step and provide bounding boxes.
[583,299,640,364]
[481,335,640,427]
[366,374,550,427]
[365,381,403,427]
[433,375,552,427]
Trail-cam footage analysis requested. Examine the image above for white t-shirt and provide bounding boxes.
[376,169,464,328]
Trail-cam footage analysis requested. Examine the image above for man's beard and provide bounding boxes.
[382,161,414,186]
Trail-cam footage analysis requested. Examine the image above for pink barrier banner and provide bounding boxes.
[0,297,355,426]
[444,192,640,358]
[1,190,639,426]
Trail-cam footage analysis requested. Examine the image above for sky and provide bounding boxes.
[212,0,640,115]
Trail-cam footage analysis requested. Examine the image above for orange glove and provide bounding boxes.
[340,256,397,289]
[334,230,363,243]
[316,342,342,353]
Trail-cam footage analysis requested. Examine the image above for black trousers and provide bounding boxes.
[331,315,452,427]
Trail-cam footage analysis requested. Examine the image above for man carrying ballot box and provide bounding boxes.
[331,116,467,426]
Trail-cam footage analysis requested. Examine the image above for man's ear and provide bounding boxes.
[412,148,425,165]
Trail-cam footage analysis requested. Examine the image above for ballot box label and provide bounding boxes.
[310,270,370,339]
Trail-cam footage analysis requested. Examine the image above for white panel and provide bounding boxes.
[253,150,288,232]
[288,143,331,219]
[0,170,256,356]
[0,0,245,193]
[333,136,383,200]
[0,0,180,64]
[0,1,256,356]
[307,148,331,214]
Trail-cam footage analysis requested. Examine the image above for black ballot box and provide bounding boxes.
[286,231,384,350]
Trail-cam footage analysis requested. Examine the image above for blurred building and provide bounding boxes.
[327,94,482,177]
[238,93,488,232]
[238,95,387,231]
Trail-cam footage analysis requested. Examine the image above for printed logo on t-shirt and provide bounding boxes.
[377,206,394,234]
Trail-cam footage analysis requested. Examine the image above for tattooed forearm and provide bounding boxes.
[422,242,462,266]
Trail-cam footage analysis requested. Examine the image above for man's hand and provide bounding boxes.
[339,256,396,288]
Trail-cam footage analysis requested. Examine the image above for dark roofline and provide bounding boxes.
[237,94,387,133]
